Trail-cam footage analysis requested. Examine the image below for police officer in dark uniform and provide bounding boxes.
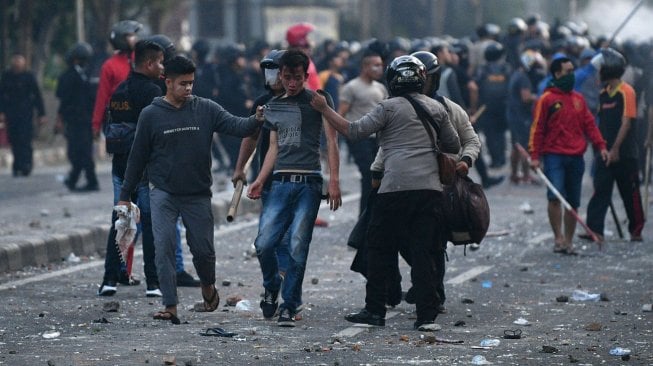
[56,42,99,191]
[98,40,166,297]
[0,54,47,177]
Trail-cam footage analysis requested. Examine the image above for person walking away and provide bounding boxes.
[585,48,645,242]
[118,55,264,324]
[97,40,166,297]
[529,56,608,255]
[0,54,47,177]
[247,49,342,327]
[56,42,99,191]
[338,49,387,215]
[312,55,460,331]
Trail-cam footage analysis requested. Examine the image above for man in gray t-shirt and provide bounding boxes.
[338,50,387,214]
[247,49,341,327]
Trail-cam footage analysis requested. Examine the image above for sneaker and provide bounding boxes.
[118,272,141,286]
[277,308,296,327]
[260,289,279,319]
[97,282,117,296]
[146,285,163,297]
[469,243,480,251]
[176,271,201,287]
[414,320,442,331]
[344,309,385,326]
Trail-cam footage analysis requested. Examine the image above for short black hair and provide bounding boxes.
[361,49,381,62]
[134,40,164,67]
[164,55,196,78]
[550,56,572,76]
[279,48,309,73]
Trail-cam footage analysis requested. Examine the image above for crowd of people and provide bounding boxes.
[1,13,651,330]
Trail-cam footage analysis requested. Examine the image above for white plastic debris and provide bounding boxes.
[42,331,60,339]
[471,355,492,365]
[513,317,531,326]
[642,304,652,312]
[113,203,140,260]
[519,202,534,214]
[66,252,81,263]
[479,339,501,347]
[609,347,631,356]
[235,299,252,312]
[571,290,600,302]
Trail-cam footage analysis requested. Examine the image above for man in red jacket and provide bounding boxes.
[91,20,142,137]
[286,23,321,91]
[529,56,608,255]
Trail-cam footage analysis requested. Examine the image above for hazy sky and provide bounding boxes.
[579,0,652,41]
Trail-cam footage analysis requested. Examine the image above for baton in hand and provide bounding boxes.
[226,149,256,222]
[515,143,602,249]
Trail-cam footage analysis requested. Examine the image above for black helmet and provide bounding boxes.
[260,49,286,69]
[385,55,426,96]
[410,51,440,75]
[507,18,527,35]
[109,20,143,51]
[66,42,93,64]
[596,47,626,81]
[147,34,176,61]
[483,41,505,62]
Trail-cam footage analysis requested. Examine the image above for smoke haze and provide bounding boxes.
[579,0,653,42]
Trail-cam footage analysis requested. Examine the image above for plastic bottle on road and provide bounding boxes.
[609,347,631,356]
[571,289,600,301]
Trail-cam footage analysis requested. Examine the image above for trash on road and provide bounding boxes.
[65,252,80,263]
[42,330,60,339]
[471,355,492,365]
[513,317,531,326]
[481,280,493,288]
[234,299,252,312]
[642,304,652,312]
[519,202,534,214]
[541,345,558,353]
[503,329,522,339]
[200,327,237,337]
[555,295,569,303]
[479,339,501,347]
[584,322,602,331]
[225,295,243,306]
[102,301,120,312]
[571,289,600,301]
[609,347,631,356]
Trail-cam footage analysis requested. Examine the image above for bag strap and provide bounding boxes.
[402,94,440,154]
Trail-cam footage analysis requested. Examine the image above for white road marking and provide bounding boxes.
[333,311,398,338]
[445,265,494,285]
[0,193,361,292]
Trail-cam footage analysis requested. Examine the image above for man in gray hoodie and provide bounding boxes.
[119,55,264,324]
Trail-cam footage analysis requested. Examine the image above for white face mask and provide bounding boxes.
[264,68,279,85]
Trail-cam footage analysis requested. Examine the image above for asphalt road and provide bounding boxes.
[0,161,652,365]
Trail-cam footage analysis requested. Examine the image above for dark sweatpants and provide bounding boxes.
[150,188,216,307]
[586,157,645,237]
[365,190,445,324]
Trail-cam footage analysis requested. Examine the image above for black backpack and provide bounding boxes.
[443,174,490,246]
[104,79,137,155]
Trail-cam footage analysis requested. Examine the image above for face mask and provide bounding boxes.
[264,68,279,85]
[553,73,575,92]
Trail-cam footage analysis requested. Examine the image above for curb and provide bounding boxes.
[0,146,69,169]
[0,195,261,273]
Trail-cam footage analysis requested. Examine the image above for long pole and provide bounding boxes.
[644,146,651,219]
[75,0,85,42]
[515,143,602,249]
[608,0,645,46]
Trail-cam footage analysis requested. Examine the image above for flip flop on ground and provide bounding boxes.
[153,311,180,325]
[200,327,237,337]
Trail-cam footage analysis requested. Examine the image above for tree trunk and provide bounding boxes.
[18,0,33,64]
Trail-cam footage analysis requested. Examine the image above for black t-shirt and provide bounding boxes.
[598,81,638,159]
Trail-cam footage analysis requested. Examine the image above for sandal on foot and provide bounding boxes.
[562,248,578,256]
[153,311,180,325]
[202,286,220,312]
[553,245,565,253]
[200,327,237,337]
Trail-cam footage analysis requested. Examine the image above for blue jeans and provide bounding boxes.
[254,179,322,313]
[102,175,157,285]
[542,154,585,209]
[261,188,291,275]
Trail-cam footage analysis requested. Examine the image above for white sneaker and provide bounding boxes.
[146,287,163,297]
[97,283,117,296]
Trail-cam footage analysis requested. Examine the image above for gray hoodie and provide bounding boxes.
[120,96,259,199]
